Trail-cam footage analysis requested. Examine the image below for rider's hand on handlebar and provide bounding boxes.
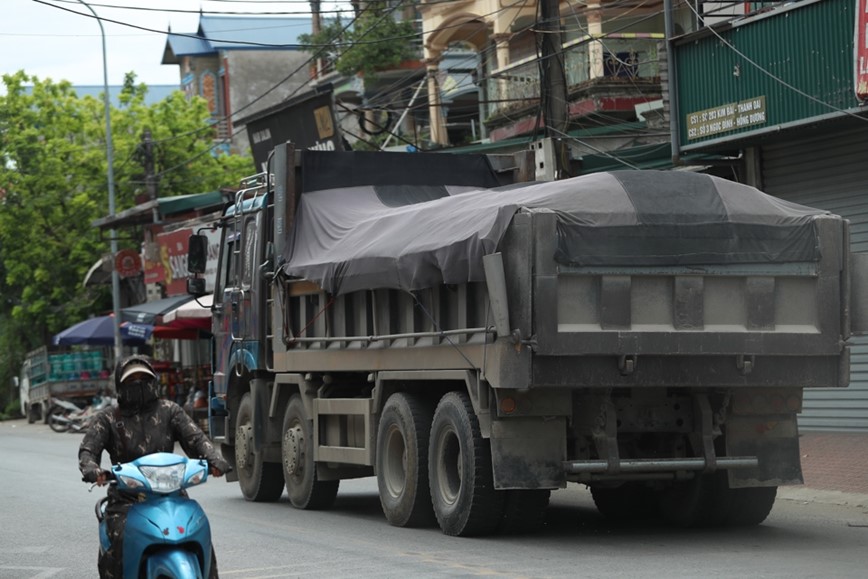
[82,468,109,486]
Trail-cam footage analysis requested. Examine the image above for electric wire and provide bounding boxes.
[681,0,868,123]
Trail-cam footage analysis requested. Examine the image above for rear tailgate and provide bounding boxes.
[531,212,849,389]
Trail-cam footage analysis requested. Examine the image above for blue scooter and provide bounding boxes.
[93,453,215,578]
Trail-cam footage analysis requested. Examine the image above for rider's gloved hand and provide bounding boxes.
[82,468,108,486]
[209,457,231,478]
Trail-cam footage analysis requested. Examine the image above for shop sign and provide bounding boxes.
[856,0,868,100]
[144,226,221,295]
[114,248,142,278]
[686,96,767,140]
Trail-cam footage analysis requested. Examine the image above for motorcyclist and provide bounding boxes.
[79,354,230,579]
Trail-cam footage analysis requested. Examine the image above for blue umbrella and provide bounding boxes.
[52,315,153,346]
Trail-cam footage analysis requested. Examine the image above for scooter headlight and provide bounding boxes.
[138,463,186,493]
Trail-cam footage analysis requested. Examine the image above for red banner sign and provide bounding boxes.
[144,226,221,296]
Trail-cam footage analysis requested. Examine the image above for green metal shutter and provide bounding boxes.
[761,126,868,431]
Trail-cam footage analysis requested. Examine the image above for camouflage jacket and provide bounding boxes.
[78,399,229,479]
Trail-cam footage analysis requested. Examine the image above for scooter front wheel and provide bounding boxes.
[145,549,201,578]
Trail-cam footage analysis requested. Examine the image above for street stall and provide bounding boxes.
[131,294,214,429]
[159,295,213,429]
[21,315,152,423]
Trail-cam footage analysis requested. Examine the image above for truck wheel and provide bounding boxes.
[48,407,70,433]
[657,473,730,527]
[376,392,435,527]
[428,391,504,536]
[26,404,35,424]
[591,483,658,521]
[235,393,284,502]
[497,489,550,534]
[725,485,777,526]
[282,394,339,509]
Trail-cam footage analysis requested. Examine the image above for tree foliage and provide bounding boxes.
[0,71,252,405]
[299,2,416,79]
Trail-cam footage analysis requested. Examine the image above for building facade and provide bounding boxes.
[162,15,313,154]
[669,0,868,430]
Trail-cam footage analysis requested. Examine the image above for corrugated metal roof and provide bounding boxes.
[164,33,213,59]
[162,15,311,63]
[199,15,310,50]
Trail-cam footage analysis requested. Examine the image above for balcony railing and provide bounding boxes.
[486,35,661,122]
[682,2,809,33]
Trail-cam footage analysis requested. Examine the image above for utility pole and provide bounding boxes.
[141,128,159,224]
[142,128,157,201]
[309,1,323,77]
[538,0,569,178]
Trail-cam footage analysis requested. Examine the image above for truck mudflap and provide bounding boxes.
[725,393,804,488]
[850,252,868,335]
[490,417,567,489]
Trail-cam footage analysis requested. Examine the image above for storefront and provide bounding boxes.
[668,0,868,430]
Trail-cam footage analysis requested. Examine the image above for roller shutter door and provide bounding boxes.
[761,127,868,431]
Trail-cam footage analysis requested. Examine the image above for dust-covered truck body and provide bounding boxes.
[189,143,867,535]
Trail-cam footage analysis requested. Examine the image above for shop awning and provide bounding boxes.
[122,295,196,325]
[82,255,112,287]
[91,190,229,230]
[158,294,213,331]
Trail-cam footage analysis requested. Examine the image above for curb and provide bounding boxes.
[777,486,868,509]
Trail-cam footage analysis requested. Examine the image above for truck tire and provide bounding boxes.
[657,476,717,527]
[428,391,504,537]
[497,489,550,534]
[26,404,35,424]
[376,392,435,527]
[281,394,339,509]
[235,393,284,502]
[591,483,658,521]
[725,485,778,526]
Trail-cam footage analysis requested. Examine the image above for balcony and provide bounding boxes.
[485,35,662,125]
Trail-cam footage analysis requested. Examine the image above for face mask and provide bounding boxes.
[118,379,154,415]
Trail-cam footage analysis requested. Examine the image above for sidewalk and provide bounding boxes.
[777,430,868,507]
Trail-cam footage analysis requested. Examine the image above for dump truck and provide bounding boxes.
[186,142,868,536]
[21,346,112,424]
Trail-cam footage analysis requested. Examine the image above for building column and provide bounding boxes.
[426,56,449,146]
[588,2,604,80]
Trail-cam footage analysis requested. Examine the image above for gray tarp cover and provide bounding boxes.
[283,170,828,295]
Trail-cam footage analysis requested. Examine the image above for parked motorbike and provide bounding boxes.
[48,395,114,433]
[92,452,216,578]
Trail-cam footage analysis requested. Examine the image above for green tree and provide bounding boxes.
[0,71,251,409]
[300,2,416,79]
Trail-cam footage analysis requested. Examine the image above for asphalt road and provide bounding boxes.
[2,418,868,578]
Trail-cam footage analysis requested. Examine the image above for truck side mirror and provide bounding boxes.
[188,234,208,274]
[187,277,207,296]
